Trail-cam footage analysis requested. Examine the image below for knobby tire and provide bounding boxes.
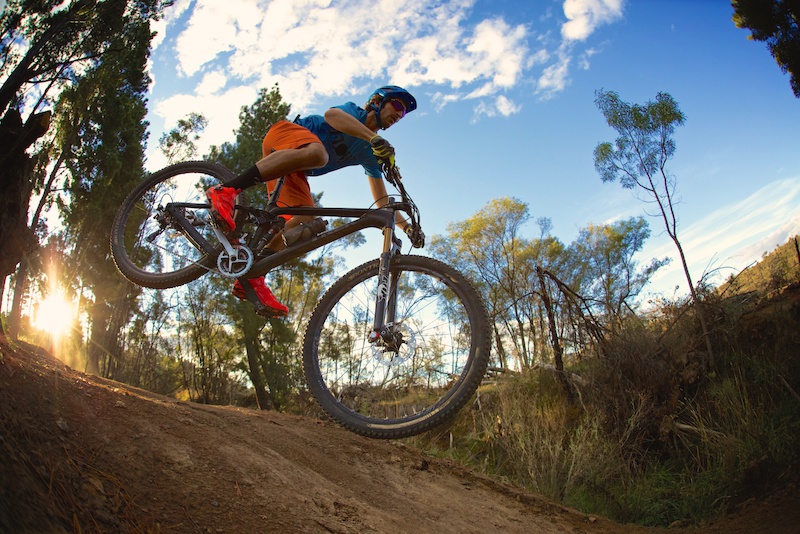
[303,255,491,439]
[110,161,235,289]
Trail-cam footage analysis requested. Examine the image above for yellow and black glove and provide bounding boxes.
[370,135,395,169]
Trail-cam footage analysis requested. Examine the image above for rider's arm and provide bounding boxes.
[369,177,411,232]
[324,107,375,142]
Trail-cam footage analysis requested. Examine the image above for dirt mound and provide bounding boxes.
[2,337,798,533]
[0,338,641,533]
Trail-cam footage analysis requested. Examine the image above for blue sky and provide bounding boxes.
[144,0,800,299]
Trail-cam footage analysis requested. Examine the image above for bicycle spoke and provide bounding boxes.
[304,256,490,438]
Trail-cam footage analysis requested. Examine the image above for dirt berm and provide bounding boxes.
[1,338,797,533]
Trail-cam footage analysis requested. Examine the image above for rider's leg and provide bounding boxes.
[211,121,328,316]
[207,144,327,229]
[208,121,328,230]
[255,142,328,183]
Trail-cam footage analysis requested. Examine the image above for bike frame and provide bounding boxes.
[165,174,411,334]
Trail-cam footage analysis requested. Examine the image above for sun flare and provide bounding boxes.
[34,290,76,338]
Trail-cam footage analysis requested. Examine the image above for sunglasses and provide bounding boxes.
[388,99,406,117]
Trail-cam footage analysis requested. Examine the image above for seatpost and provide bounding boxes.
[266,176,285,210]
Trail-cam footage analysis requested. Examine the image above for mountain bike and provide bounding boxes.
[110,160,491,439]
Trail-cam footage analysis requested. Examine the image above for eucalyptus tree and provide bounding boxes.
[57,11,157,375]
[182,278,241,404]
[200,84,342,409]
[732,0,800,98]
[567,217,667,330]
[594,89,714,365]
[208,84,291,174]
[159,112,208,164]
[0,0,171,331]
[430,197,558,370]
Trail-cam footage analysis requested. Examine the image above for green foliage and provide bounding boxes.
[430,197,546,369]
[411,266,800,527]
[719,235,800,295]
[593,89,685,189]
[159,112,208,163]
[594,88,715,367]
[0,1,163,283]
[207,84,291,173]
[0,0,172,117]
[53,7,156,375]
[732,0,800,98]
[568,217,669,326]
[429,197,666,372]
[195,84,344,409]
[180,278,246,404]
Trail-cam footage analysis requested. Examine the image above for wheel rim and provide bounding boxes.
[313,263,477,424]
[118,168,222,280]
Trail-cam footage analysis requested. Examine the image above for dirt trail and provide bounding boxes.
[1,338,797,533]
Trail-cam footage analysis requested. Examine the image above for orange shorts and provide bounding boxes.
[261,120,322,211]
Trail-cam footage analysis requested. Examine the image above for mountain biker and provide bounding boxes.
[206,85,420,317]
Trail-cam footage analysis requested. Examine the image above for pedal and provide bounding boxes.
[253,303,273,317]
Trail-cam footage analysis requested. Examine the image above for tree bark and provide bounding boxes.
[7,263,28,339]
[0,110,51,282]
[244,336,271,410]
[536,266,573,401]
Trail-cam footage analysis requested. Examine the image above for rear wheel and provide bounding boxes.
[303,255,491,439]
[110,161,237,289]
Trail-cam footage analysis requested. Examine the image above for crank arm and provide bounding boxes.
[212,226,237,256]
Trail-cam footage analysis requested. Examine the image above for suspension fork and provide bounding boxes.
[369,225,402,343]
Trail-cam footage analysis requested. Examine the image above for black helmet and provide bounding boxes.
[367,85,417,129]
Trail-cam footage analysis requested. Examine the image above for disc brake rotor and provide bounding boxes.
[371,323,417,367]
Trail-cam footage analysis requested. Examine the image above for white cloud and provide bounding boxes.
[472,95,522,122]
[579,47,598,70]
[147,0,627,154]
[496,95,522,116]
[536,50,571,97]
[642,177,800,295]
[561,0,624,42]
[151,85,258,168]
[532,1,623,97]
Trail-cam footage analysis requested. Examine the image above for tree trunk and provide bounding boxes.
[794,237,800,281]
[536,266,573,401]
[0,277,6,338]
[8,149,70,340]
[492,324,508,370]
[244,336,271,410]
[0,0,95,117]
[8,262,31,340]
[86,305,105,375]
[672,235,715,368]
[0,110,49,283]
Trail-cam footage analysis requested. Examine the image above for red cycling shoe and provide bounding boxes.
[232,277,289,317]
[206,185,241,232]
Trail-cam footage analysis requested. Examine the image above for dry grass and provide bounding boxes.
[411,277,800,527]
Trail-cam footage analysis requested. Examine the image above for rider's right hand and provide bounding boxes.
[370,135,395,168]
[405,225,425,248]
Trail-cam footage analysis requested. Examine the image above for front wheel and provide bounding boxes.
[303,255,491,439]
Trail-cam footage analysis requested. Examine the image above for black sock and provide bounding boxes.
[225,165,262,190]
